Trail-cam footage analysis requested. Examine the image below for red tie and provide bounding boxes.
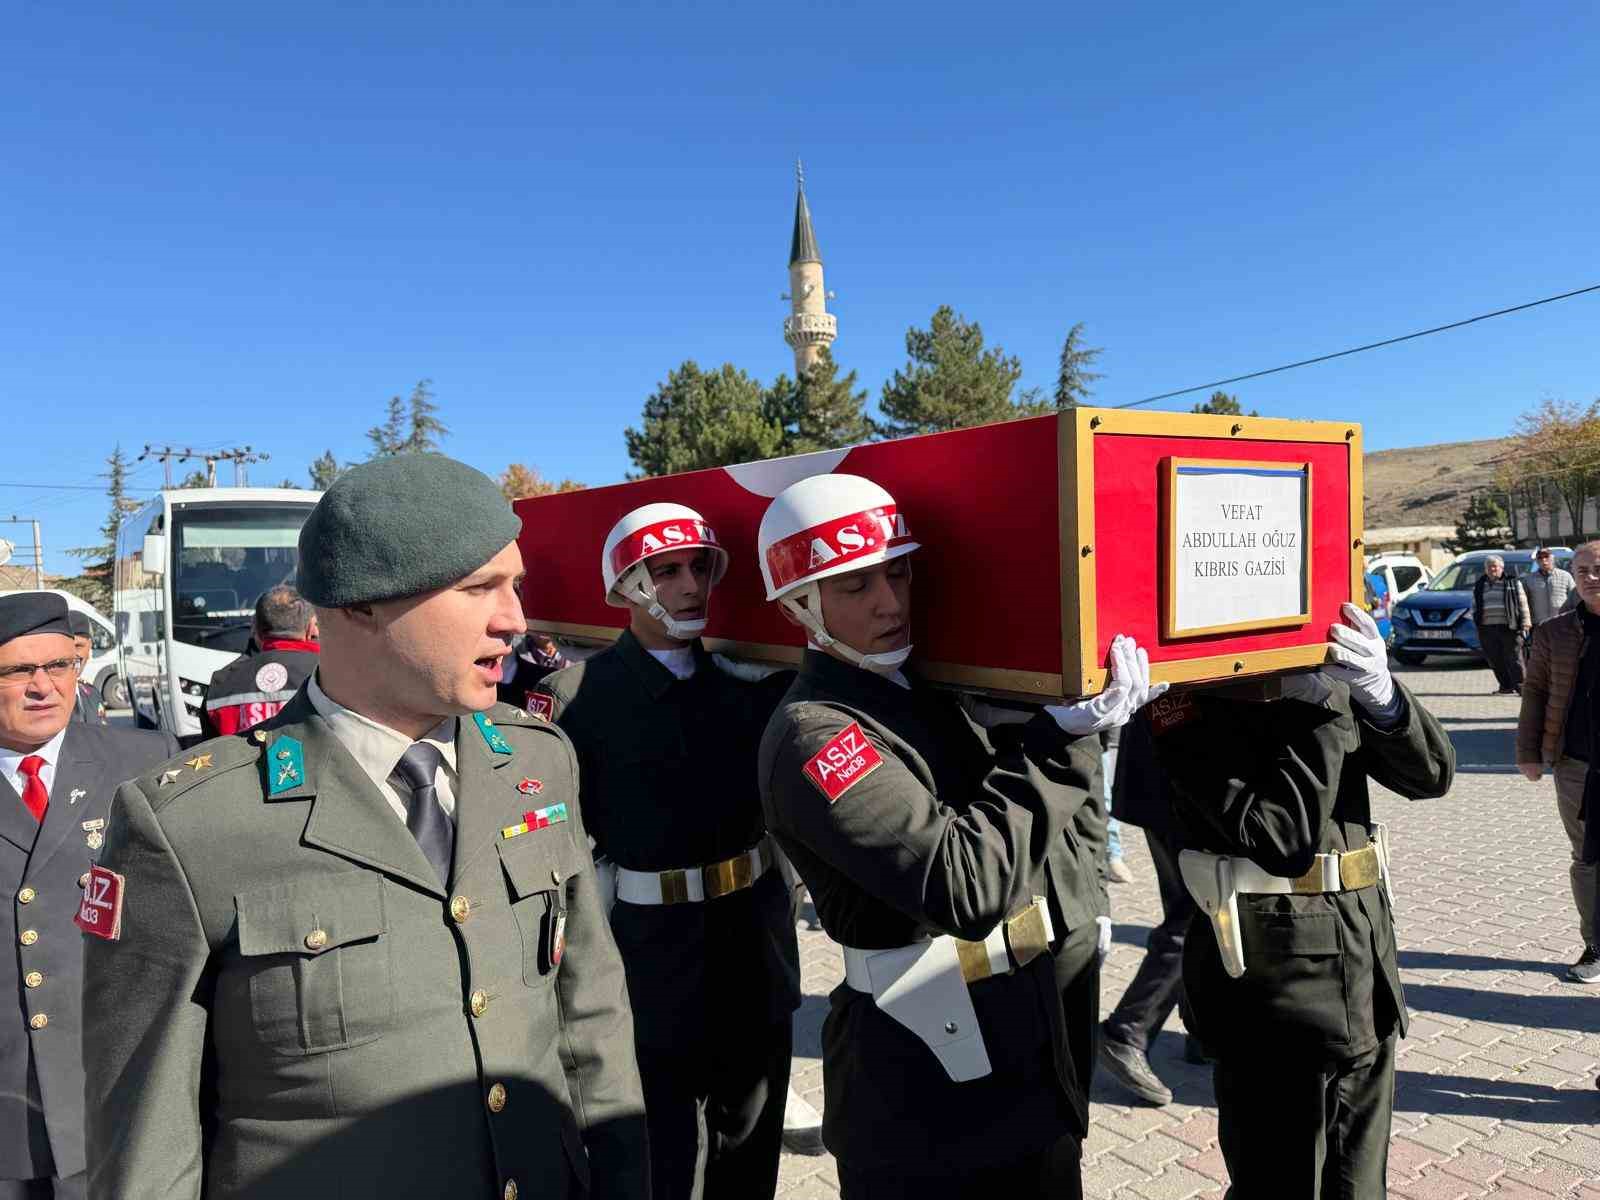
[16,757,48,824]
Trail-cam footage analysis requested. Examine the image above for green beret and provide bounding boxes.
[297,454,522,606]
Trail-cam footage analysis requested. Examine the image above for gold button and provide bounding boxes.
[469,989,489,1018]
[450,895,471,923]
[304,929,328,951]
[503,1181,517,1200]
[24,972,42,988]
[78,874,90,889]
[252,729,267,743]
[28,1014,46,1031]
[17,887,35,904]
[486,1082,507,1113]
[19,930,37,947]
[550,869,562,885]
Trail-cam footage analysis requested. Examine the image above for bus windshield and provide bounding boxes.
[171,505,308,655]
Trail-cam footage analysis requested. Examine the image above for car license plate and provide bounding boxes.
[1413,629,1453,640]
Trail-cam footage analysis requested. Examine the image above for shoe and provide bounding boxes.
[1568,945,1600,984]
[1107,858,1135,885]
[1099,1029,1173,1106]
[1184,1034,1215,1066]
[781,1085,825,1154]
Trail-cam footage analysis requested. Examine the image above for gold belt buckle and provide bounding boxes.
[954,939,991,984]
[659,870,692,905]
[702,852,754,900]
[1004,900,1049,969]
[1290,861,1328,894]
[1339,845,1381,891]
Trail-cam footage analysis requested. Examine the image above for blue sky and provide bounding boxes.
[5,2,1597,575]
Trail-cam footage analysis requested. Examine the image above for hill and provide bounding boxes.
[1363,436,1512,527]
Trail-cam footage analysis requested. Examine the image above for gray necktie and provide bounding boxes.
[390,744,454,887]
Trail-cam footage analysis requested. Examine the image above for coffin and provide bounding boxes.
[514,407,1364,701]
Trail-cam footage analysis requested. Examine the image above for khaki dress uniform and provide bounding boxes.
[81,689,649,1199]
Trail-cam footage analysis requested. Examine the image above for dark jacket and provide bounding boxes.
[1,722,174,1179]
[1157,680,1453,1062]
[200,638,320,738]
[1472,575,1530,631]
[758,650,1100,1172]
[1519,607,1587,765]
[535,631,801,1050]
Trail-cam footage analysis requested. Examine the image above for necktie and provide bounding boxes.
[390,744,454,887]
[16,756,48,824]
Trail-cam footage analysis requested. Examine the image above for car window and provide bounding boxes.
[1392,566,1424,590]
[1431,561,1487,591]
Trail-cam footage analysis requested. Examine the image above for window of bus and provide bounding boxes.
[172,506,305,656]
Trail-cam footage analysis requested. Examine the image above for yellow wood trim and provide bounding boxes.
[1347,425,1365,608]
[524,619,624,645]
[1061,408,1100,693]
[1161,458,1313,638]
[1077,643,1331,695]
[1072,406,1360,445]
[917,661,1066,698]
[702,638,804,665]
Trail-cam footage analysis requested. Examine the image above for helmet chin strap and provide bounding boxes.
[620,566,709,642]
[781,584,912,677]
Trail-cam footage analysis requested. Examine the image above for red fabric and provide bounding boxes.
[16,755,47,823]
[609,518,720,578]
[763,505,913,591]
[259,638,320,655]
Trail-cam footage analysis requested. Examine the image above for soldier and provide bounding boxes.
[0,592,174,1199]
[63,612,104,727]
[199,584,321,737]
[534,502,801,1200]
[82,454,649,1199]
[1158,604,1454,1198]
[754,473,1165,1200]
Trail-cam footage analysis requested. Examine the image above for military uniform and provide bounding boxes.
[538,631,800,1199]
[199,636,320,737]
[1156,679,1454,1198]
[759,651,1100,1200]
[68,683,103,727]
[83,683,648,1199]
[0,723,173,1197]
[1048,776,1111,1121]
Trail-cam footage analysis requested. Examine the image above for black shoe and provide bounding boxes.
[1099,1028,1173,1105]
[1184,1034,1215,1066]
[1569,945,1600,984]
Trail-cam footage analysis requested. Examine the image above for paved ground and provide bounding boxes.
[777,662,1600,1198]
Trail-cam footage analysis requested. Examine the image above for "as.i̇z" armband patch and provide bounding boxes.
[74,864,126,941]
[802,721,884,803]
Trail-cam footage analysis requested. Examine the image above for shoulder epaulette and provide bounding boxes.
[137,734,262,811]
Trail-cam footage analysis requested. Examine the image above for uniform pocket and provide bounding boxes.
[1239,904,1351,1046]
[499,829,584,988]
[235,873,395,1055]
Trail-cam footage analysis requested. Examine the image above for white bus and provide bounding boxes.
[114,487,320,739]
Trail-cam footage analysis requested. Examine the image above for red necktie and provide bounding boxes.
[16,756,48,823]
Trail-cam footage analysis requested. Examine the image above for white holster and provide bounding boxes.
[1179,851,1247,979]
[844,937,991,1082]
[594,858,618,916]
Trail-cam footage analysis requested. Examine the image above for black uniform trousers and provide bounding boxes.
[838,1133,1084,1200]
[1103,824,1195,1053]
[1213,1032,1397,1200]
[0,1175,85,1199]
[636,1018,792,1200]
[1479,625,1525,691]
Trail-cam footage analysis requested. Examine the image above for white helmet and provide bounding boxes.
[601,502,728,640]
[756,474,920,674]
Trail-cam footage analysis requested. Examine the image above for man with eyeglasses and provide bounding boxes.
[1519,542,1600,982]
[0,592,174,1199]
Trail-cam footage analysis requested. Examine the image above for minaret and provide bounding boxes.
[782,161,837,377]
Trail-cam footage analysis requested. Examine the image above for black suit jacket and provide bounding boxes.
[0,722,175,1179]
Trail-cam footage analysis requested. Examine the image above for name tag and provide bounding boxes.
[803,721,884,803]
[75,864,126,941]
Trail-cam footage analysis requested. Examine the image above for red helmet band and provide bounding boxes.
[764,505,912,592]
[608,518,721,581]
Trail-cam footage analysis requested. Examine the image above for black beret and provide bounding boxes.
[66,609,91,638]
[296,454,523,607]
[0,593,73,645]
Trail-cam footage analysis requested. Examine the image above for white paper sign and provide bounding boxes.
[1168,462,1310,636]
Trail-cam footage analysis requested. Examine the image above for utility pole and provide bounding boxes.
[139,444,271,487]
[1,517,44,588]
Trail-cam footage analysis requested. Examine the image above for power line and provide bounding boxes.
[1115,283,1600,410]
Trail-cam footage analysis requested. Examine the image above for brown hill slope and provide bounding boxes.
[1363,436,1513,527]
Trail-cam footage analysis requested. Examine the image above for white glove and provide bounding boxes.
[1095,915,1113,961]
[1323,602,1394,710]
[1046,634,1169,735]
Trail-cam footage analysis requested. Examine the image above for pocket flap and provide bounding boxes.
[498,828,580,900]
[1250,909,1339,956]
[236,872,387,956]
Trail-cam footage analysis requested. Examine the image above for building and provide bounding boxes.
[781,162,836,376]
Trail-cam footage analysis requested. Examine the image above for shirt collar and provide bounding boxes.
[0,725,69,777]
[306,672,457,786]
[615,627,708,698]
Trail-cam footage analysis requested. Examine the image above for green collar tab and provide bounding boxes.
[473,712,514,755]
[267,735,306,795]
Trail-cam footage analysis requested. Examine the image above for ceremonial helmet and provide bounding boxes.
[756,474,920,673]
[601,502,728,640]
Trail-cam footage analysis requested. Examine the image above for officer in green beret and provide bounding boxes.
[83,454,649,1200]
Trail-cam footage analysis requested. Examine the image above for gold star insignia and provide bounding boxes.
[185,753,213,772]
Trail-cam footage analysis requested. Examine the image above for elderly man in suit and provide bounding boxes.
[83,454,648,1200]
[0,592,174,1198]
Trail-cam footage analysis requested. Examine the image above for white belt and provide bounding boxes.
[615,840,774,906]
[841,896,1056,991]
[1228,842,1385,896]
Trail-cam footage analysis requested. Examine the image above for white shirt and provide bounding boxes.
[0,726,68,801]
[647,646,697,680]
[307,674,459,824]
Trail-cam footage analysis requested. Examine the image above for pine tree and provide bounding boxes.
[1191,390,1259,416]
[1446,492,1510,552]
[1053,322,1104,408]
[308,450,342,490]
[878,306,1028,437]
[367,380,448,457]
[67,446,142,611]
[767,348,874,454]
[624,361,785,477]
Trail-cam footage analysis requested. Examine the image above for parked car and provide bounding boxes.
[1366,552,1432,603]
[1389,547,1573,665]
[1364,571,1392,642]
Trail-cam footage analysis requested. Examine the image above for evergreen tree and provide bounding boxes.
[308,451,342,490]
[368,380,448,456]
[624,361,784,478]
[1053,322,1104,409]
[1446,492,1511,552]
[767,348,874,454]
[67,446,142,611]
[1191,390,1259,416]
[878,306,1028,437]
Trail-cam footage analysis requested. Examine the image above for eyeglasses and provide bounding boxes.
[0,658,79,687]
[1574,566,1600,580]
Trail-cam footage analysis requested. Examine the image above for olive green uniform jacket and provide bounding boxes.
[758,652,1100,1174]
[82,691,648,1199]
[1157,680,1454,1060]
